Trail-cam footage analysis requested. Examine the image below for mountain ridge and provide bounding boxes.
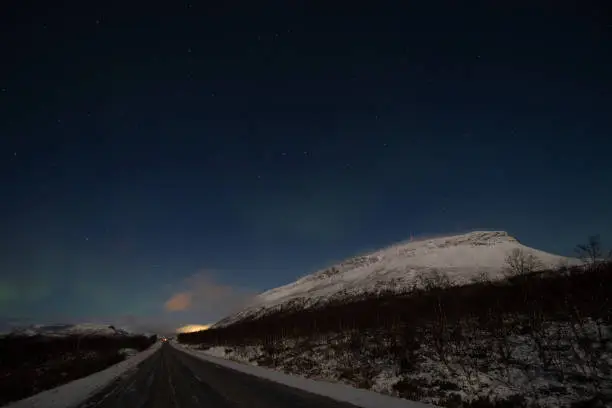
[214,231,580,327]
[2,323,147,338]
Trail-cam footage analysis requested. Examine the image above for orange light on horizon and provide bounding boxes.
[176,324,211,333]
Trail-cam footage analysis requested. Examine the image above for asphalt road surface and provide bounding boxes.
[78,343,359,408]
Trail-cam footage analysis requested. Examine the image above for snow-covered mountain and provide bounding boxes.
[215,231,580,327]
[4,323,137,338]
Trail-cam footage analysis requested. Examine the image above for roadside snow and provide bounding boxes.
[118,348,139,358]
[174,319,612,408]
[172,343,436,408]
[5,342,162,408]
[200,346,229,358]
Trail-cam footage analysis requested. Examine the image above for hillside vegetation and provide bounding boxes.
[179,237,612,407]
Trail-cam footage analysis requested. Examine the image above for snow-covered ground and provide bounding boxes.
[172,342,437,407]
[117,348,140,358]
[216,231,579,327]
[177,317,612,407]
[4,342,162,408]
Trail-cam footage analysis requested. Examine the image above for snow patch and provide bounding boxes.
[201,346,229,358]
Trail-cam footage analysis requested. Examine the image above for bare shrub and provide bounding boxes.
[575,235,608,266]
[470,271,491,285]
[417,269,452,290]
[504,248,543,277]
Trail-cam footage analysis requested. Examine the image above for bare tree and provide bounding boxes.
[575,235,604,266]
[504,248,542,277]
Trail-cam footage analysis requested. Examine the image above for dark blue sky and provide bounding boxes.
[1,1,611,331]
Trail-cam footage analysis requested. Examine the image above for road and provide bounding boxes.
[78,343,359,408]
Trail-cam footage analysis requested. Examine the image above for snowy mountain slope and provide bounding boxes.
[215,231,580,327]
[4,323,135,338]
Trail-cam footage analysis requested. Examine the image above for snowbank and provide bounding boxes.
[172,343,436,408]
[5,342,162,408]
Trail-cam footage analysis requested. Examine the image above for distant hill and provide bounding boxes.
[3,322,139,338]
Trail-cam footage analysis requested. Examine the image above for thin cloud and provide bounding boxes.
[165,292,192,311]
[163,271,258,323]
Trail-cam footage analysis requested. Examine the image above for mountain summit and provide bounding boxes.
[215,231,578,327]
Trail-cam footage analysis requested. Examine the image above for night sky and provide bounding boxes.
[1,2,611,332]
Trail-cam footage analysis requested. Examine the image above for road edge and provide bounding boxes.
[171,343,436,408]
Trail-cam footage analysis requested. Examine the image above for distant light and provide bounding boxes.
[176,324,210,333]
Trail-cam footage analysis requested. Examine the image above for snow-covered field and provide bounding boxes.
[4,342,162,408]
[216,231,579,327]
